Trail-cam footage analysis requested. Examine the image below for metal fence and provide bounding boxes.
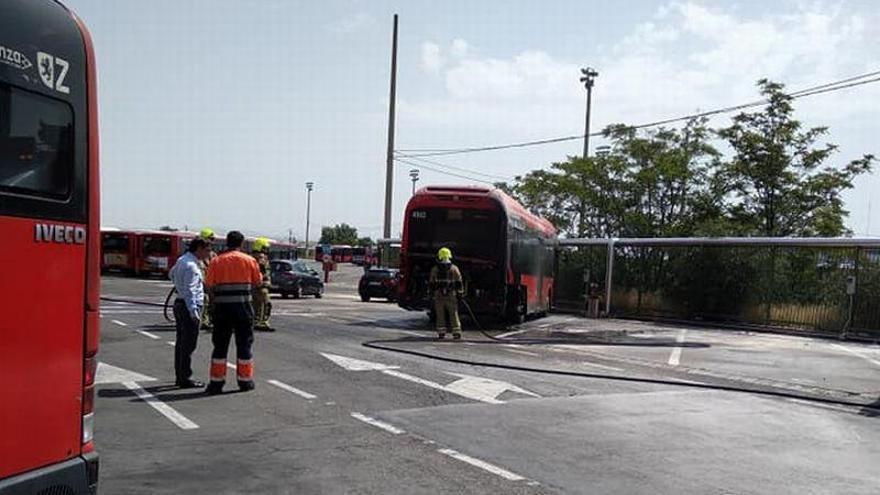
[556,238,880,338]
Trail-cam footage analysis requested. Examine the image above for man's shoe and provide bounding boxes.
[205,383,224,395]
[176,379,205,389]
[238,381,256,392]
[453,333,462,340]
[438,332,446,340]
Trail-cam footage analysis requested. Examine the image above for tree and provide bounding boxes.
[717,79,874,236]
[319,223,359,245]
[357,237,374,247]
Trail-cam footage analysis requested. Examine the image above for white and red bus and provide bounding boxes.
[136,230,195,277]
[101,228,138,275]
[398,186,557,323]
[0,0,100,492]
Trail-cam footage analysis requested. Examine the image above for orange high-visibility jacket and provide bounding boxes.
[205,250,262,303]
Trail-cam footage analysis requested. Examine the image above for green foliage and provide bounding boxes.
[357,236,374,247]
[319,223,359,246]
[502,79,874,239]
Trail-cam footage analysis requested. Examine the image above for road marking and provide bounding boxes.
[350,412,405,434]
[323,353,536,404]
[111,319,128,327]
[667,329,687,366]
[831,343,880,367]
[437,448,527,482]
[123,381,199,430]
[166,341,176,346]
[136,330,160,340]
[579,361,623,372]
[96,362,156,385]
[495,328,530,339]
[227,362,237,370]
[503,348,539,357]
[267,379,317,400]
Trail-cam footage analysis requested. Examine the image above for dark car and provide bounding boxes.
[359,268,400,302]
[270,260,324,299]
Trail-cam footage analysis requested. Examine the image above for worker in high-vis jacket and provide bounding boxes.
[197,228,217,332]
[204,230,263,394]
[251,237,273,331]
[429,247,464,340]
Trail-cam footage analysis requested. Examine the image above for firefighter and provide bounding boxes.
[251,237,273,332]
[429,247,464,340]
[197,228,217,331]
[204,230,263,394]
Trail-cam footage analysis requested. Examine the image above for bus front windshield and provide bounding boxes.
[102,235,129,252]
[406,207,502,262]
[142,237,171,256]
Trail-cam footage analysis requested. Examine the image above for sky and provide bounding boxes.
[65,0,880,241]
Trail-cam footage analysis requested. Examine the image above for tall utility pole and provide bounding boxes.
[382,14,399,240]
[580,67,598,158]
[409,168,420,196]
[305,182,314,253]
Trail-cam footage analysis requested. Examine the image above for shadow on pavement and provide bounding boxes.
[139,324,176,332]
[859,397,880,417]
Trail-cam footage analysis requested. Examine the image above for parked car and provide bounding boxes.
[270,260,324,299]
[359,268,400,302]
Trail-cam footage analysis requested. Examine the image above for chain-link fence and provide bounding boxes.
[555,238,880,338]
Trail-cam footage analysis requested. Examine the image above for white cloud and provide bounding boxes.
[404,2,880,137]
[421,41,443,73]
[325,13,373,33]
[451,38,469,58]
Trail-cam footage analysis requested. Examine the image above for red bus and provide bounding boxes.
[136,230,194,277]
[398,186,556,323]
[352,246,374,266]
[332,244,353,263]
[101,228,138,274]
[0,0,101,492]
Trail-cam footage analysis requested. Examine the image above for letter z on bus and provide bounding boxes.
[35,223,86,244]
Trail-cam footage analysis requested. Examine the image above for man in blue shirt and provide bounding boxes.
[169,238,211,388]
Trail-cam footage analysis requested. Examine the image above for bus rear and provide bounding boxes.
[0,0,100,493]
[399,186,509,318]
[101,229,136,274]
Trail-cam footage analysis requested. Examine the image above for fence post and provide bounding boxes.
[604,238,615,316]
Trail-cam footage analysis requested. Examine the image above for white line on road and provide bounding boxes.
[227,362,237,370]
[166,341,176,347]
[136,330,160,340]
[267,379,317,400]
[122,381,199,430]
[350,412,405,434]
[495,328,530,339]
[579,361,623,372]
[667,329,687,366]
[504,348,539,357]
[111,319,128,327]
[437,448,527,482]
[831,343,880,367]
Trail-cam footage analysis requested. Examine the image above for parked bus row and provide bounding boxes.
[101,229,297,277]
[315,244,378,266]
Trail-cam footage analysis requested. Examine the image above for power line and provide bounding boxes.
[397,70,880,158]
[393,157,497,185]
[395,152,513,181]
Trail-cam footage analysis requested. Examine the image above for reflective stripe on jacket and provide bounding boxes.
[205,250,262,303]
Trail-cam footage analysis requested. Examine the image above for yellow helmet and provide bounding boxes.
[199,228,216,241]
[437,247,453,262]
[253,237,271,253]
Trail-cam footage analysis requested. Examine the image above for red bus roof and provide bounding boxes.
[412,185,557,237]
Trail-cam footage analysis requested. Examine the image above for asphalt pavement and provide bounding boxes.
[95,266,880,494]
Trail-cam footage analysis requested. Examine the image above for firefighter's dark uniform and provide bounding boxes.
[429,262,464,338]
[252,251,273,331]
[205,249,262,393]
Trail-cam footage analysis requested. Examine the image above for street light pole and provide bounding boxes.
[305,182,314,255]
[580,67,598,158]
[409,168,420,196]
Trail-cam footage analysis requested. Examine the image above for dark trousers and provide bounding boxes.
[210,302,255,366]
[173,299,200,382]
